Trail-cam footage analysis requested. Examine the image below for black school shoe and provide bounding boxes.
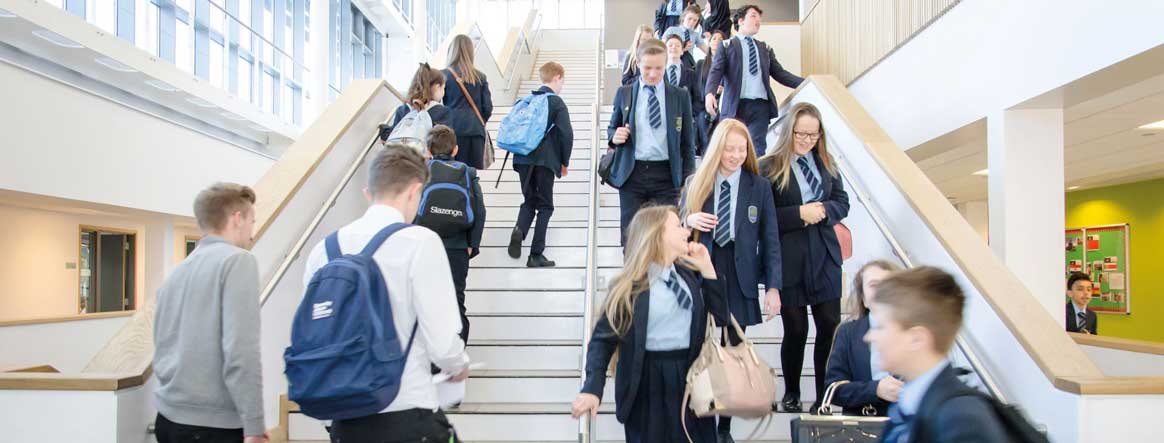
[782,393,803,413]
[507,227,523,258]
[527,254,556,268]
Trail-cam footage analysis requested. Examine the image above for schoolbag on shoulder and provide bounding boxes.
[415,159,475,238]
[496,93,556,156]
[284,224,419,420]
[935,388,1050,443]
[386,103,436,151]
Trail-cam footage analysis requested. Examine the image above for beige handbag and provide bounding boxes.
[682,313,777,442]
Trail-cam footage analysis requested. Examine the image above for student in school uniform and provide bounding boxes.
[678,119,780,443]
[705,4,804,156]
[702,0,733,38]
[694,31,726,157]
[758,102,849,413]
[571,205,728,443]
[391,63,452,130]
[442,34,494,170]
[622,25,656,86]
[607,39,697,246]
[662,5,709,70]
[663,33,704,132]
[654,0,692,39]
[823,260,903,417]
[865,267,1008,442]
[507,62,573,268]
[1065,271,1098,334]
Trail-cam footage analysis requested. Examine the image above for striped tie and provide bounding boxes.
[684,29,690,44]
[668,66,679,86]
[714,181,732,246]
[667,269,692,310]
[797,156,823,201]
[646,84,662,129]
[1078,312,1089,333]
[669,0,680,14]
[745,36,759,76]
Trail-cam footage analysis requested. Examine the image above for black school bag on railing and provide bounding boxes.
[598,84,633,188]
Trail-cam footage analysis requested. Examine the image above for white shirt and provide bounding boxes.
[645,263,694,351]
[303,205,470,412]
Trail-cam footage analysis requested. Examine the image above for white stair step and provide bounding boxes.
[468,316,583,341]
[467,267,586,291]
[485,179,619,195]
[478,168,591,183]
[465,291,585,315]
[467,340,582,371]
[482,192,618,208]
[479,227,620,247]
[483,206,620,222]
[471,246,589,268]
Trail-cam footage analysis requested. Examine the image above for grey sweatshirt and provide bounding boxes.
[153,236,265,435]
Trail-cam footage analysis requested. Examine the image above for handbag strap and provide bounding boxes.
[450,68,488,129]
[817,380,850,415]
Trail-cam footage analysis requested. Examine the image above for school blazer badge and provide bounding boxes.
[748,205,758,223]
[674,116,682,133]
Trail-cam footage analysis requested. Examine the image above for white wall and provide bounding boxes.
[847,0,1164,150]
[955,200,989,242]
[1080,346,1164,377]
[0,378,156,443]
[757,22,802,104]
[0,61,274,217]
[0,314,129,372]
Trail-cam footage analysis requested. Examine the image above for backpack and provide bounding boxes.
[930,388,1050,443]
[414,159,475,238]
[284,224,419,421]
[386,103,436,151]
[496,93,556,156]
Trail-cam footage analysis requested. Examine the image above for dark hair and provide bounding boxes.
[1067,271,1092,290]
[733,4,763,30]
[875,266,965,354]
[664,33,684,45]
[367,145,429,198]
[699,31,728,80]
[194,183,256,232]
[406,63,446,109]
[426,125,457,156]
[848,260,903,318]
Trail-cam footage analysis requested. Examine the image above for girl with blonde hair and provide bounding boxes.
[571,205,727,443]
[621,24,655,85]
[757,102,850,413]
[680,119,780,439]
[442,34,493,169]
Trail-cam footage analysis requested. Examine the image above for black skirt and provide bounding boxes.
[624,350,717,443]
[713,240,762,326]
[454,135,486,170]
[781,258,843,308]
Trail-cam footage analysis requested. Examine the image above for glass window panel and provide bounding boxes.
[209,4,225,34]
[264,71,276,113]
[210,40,224,87]
[239,0,251,25]
[137,0,159,56]
[238,57,253,101]
[176,0,191,13]
[282,82,293,122]
[559,0,584,29]
[263,0,273,39]
[176,20,193,72]
[95,0,117,33]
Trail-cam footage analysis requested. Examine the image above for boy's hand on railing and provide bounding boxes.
[571,393,600,419]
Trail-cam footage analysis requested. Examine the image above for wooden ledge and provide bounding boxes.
[1070,332,1164,356]
[0,311,134,327]
[0,369,149,391]
[1054,376,1164,395]
[1,365,58,373]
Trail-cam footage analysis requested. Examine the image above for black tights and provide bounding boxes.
[780,298,842,402]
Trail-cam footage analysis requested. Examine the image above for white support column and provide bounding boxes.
[306,0,330,118]
[987,108,1065,323]
[412,0,429,62]
[143,217,176,305]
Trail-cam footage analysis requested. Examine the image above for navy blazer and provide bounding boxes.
[823,315,891,416]
[704,36,803,120]
[581,266,727,423]
[892,365,1007,443]
[681,170,782,293]
[1065,302,1099,334]
[620,58,640,86]
[606,82,696,189]
[761,151,849,296]
[668,64,704,117]
[442,68,493,138]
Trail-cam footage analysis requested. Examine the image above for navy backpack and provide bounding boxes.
[284,223,418,420]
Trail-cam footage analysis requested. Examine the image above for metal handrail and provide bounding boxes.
[765,111,1007,403]
[505,13,543,91]
[578,23,604,443]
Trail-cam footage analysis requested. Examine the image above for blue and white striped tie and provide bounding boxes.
[667,269,692,310]
[646,85,662,129]
[714,181,732,246]
[745,36,759,76]
[797,156,823,201]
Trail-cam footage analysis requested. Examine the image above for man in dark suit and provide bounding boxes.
[866,267,1008,443]
[1065,271,1098,334]
[705,4,804,156]
[606,39,696,246]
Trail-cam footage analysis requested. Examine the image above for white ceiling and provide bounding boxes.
[909,50,1164,204]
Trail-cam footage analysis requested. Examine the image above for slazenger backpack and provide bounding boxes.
[414,159,474,238]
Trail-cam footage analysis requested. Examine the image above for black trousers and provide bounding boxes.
[779,298,842,400]
[446,248,470,344]
[155,413,242,443]
[618,160,680,246]
[454,135,485,170]
[333,408,460,443]
[514,164,556,255]
[737,98,773,157]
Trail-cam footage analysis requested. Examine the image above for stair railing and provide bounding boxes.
[578,26,604,443]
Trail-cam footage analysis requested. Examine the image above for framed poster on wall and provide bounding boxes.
[1064,224,1131,314]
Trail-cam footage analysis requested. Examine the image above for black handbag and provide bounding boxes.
[790,381,888,443]
[598,147,616,188]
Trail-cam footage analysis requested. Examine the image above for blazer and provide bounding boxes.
[580,266,728,422]
[442,68,493,138]
[703,0,732,37]
[1065,302,1098,334]
[513,86,574,177]
[391,102,452,130]
[762,151,849,295]
[428,154,486,253]
[653,1,693,38]
[606,82,696,189]
[892,364,1007,443]
[620,58,640,86]
[704,35,803,120]
[823,315,891,416]
[669,64,704,116]
[681,170,782,293]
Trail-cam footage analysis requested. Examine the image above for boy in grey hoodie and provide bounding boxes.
[153,183,266,443]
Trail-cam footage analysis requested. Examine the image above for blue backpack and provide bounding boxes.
[284,223,418,420]
[496,92,556,155]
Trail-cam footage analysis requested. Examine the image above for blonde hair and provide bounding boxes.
[539,62,565,83]
[758,102,838,190]
[446,34,481,85]
[847,260,902,319]
[681,119,759,223]
[601,206,694,338]
[623,24,655,76]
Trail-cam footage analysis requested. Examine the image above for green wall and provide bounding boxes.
[1065,177,1164,343]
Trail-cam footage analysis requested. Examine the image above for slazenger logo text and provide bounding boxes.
[431,206,464,217]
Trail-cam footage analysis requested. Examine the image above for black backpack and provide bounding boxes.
[932,388,1050,443]
[415,159,474,238]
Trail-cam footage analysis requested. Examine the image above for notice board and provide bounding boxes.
[1065,224,1131,314]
